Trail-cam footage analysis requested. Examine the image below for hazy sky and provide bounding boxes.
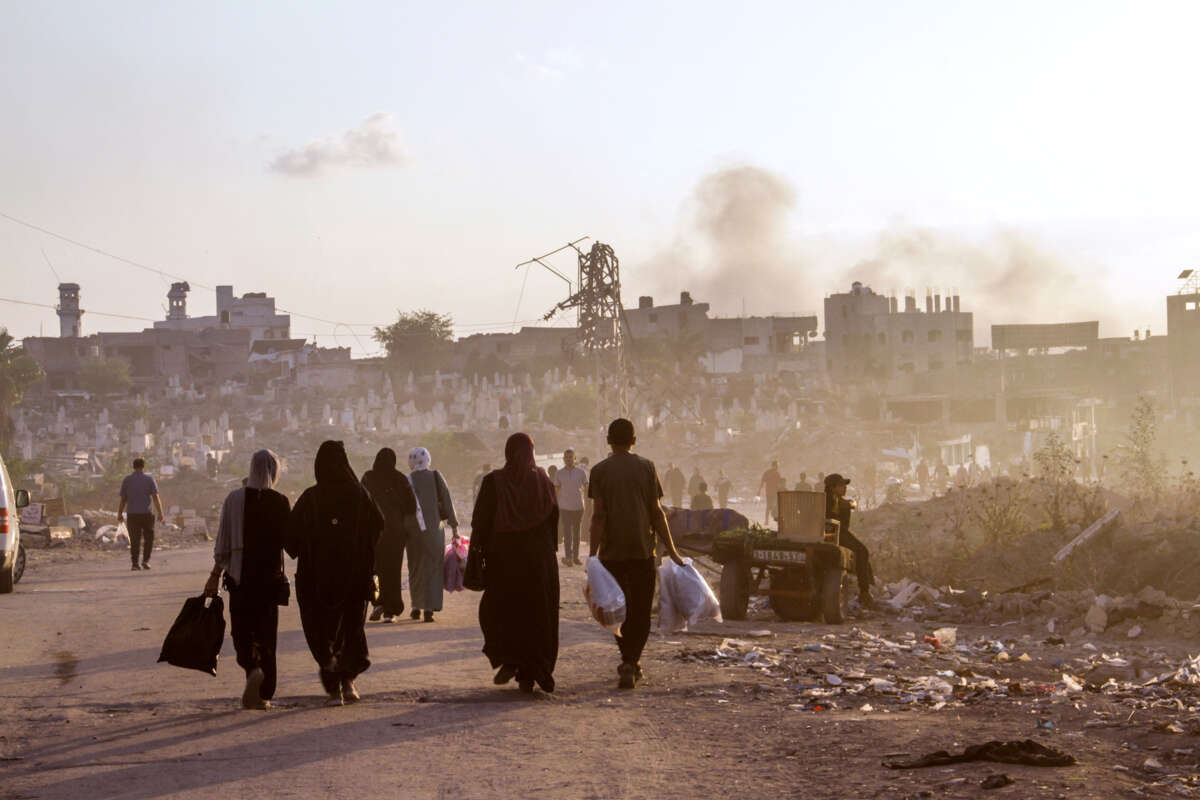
[3,1,1199,355]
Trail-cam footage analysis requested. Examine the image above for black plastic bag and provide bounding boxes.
[158,595,226,676]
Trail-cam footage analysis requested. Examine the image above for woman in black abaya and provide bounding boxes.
[362,447,419,623]
[470,432,559,693]
[285,440,384,705]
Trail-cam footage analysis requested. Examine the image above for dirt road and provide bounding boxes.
[1,546,1193,799]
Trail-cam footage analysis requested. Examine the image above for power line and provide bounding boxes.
[0,296,157,322]
[1,212,580,345]
[0,210,203,287]
[40,247,62,284]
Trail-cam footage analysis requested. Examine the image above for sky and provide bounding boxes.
[3,1,1199,355]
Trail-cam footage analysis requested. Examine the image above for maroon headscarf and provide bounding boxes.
[492,432,557,534]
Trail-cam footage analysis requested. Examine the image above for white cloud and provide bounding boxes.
[268,112,408,177]
[514,47,584,84]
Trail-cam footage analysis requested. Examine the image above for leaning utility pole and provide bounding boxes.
[517,238,629,420]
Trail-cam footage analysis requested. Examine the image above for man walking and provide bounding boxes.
[662,463,685,509]
[117,458,164,571]
[757,460,784,524]
[715,469,732,508]
[589,419,685,690]
[554,448,588,566]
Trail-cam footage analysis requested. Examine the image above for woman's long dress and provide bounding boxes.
[285,482,383,687]
[362,469,416,617]
[407,470,458,612]
[228,488,290,701]
[471,472,560,690]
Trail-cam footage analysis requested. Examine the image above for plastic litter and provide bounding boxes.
[657,557,722,632]
[584,557,626,636]
[933,627,957,647]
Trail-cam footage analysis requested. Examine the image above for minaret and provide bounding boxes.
[57,283,82,338]
[167,281,190,321]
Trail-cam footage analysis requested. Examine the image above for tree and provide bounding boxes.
[77,355,133,396]
[1116,394,1167,503]
[0,329,43,452]
[542,383,598,430]
[373,310,454,372]
[1033,430,1076,531]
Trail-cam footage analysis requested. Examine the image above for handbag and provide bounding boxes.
[463,544,485,592]
[368,574,381,604]
[158,595,226,676]
[275,551,291,606]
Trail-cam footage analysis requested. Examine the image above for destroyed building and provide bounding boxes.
[823,282,974,387]
[624,292,818,376]
[1167,269,1200,410]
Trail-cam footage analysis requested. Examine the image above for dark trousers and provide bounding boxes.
[127,513,155,565]
[560,510,583,561]
[228,585,279,700]
[841,530,874,596]
[600,558,656,666]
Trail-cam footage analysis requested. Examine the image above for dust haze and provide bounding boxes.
[647,165,1115,333]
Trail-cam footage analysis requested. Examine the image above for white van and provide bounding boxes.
[0,453,30,592]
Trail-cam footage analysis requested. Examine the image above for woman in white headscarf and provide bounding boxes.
[204,449,291,710]
[406,447,458,622]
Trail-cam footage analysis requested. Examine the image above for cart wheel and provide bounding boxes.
[719,560,750,621]
[769,570,814,621]
[820,568,848,624]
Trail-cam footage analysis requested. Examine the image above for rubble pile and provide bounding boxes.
[21,506,214,552]
[876,578,1200,641]
[859,478,1200,602]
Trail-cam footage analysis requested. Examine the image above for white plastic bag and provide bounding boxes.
[658,557,722,632]
[584,557,626,636]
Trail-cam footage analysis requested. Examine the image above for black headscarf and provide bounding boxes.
[362,447,417,520]
[372,447,397,473]
[287,440,384,601]
[492,432,557,534]
[315,440,358,488]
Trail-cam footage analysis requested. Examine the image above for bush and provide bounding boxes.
[542,383,598,430]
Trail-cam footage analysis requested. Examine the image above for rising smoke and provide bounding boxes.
[646,165,1114,333]
[268,112,408,177]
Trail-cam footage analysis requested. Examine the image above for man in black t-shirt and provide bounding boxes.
[589,418,685,690]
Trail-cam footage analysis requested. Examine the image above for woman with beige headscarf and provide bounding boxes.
[406,446,458,622]
[204,449,291,710]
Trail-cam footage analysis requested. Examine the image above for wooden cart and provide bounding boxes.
[710,490,856,624]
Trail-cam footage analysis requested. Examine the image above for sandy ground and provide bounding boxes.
[2,544,1198,799]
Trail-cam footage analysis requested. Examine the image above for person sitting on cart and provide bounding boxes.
[823,473,875,609]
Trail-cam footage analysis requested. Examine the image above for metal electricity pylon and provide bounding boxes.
[516,238,629,418]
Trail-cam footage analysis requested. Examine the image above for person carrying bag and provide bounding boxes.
[204,449,291,710]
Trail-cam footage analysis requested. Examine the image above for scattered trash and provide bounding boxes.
[933,627,957,648]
